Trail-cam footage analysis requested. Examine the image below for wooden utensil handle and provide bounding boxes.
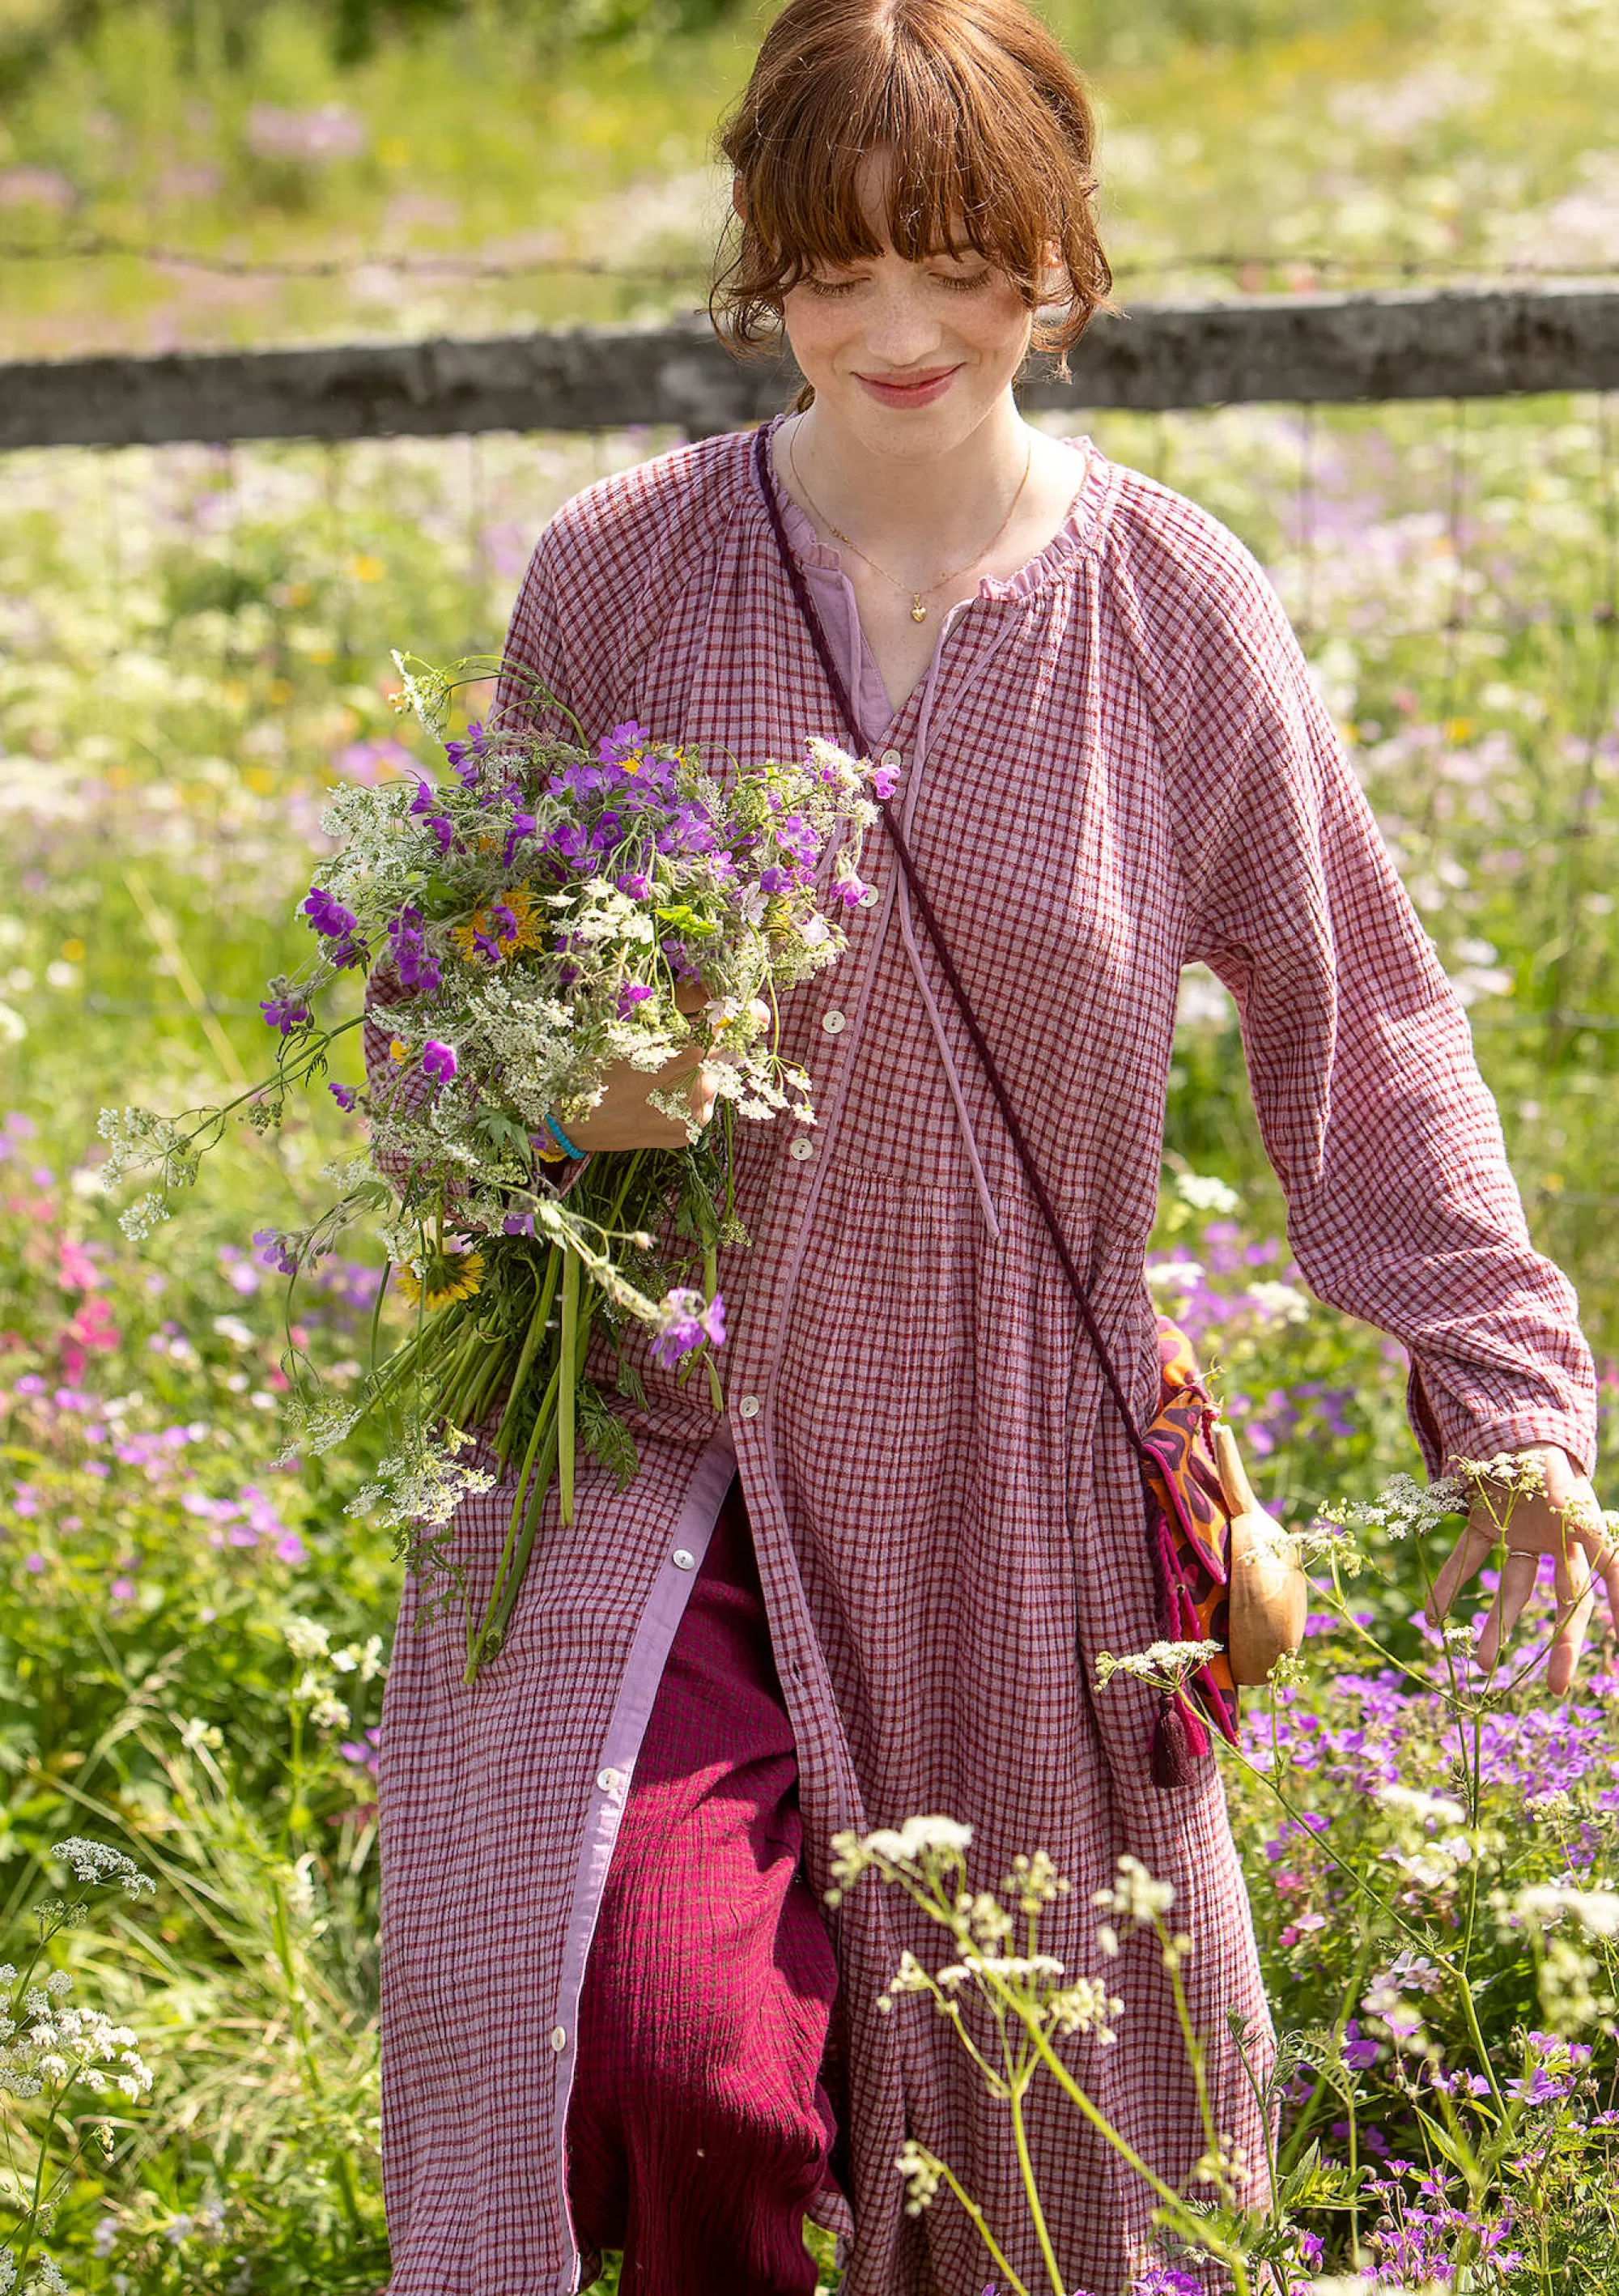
[1213,1422,1256,1518]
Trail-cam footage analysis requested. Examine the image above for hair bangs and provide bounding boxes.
[713,0,1112,366]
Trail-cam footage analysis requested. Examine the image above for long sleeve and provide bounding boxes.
[1137,517,1596,1476]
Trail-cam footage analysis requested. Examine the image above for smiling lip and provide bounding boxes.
[855,366,960,408]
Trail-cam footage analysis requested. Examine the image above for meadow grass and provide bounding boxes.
[3,0,1619,2285]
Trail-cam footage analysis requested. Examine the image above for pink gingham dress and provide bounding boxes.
[373,419,1595,2296]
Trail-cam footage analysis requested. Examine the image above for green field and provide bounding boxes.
[3,0,1619,2288]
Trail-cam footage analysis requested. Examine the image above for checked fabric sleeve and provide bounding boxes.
[1120,513,1596,1477]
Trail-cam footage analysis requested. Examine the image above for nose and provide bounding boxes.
[856,274,946,371]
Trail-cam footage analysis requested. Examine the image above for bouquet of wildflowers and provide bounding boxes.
[99,654,885,1677]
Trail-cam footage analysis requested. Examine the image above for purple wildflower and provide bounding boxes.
[598,719,651,766]
[1341,2018,1379,2069]
[387,905,441,997]
[617,982,655,1020]
[260,989,311,1035]
[648,1287,726,1370]
[302,886,358,941]
[759,865,793,895]
[776,813,820,865]
[421,1040,458,1084]
[834,876,868,908]
[253,1229,300,1276]
[340,1726,383,1777]
[503,812,537,867]
[663,800,717,856]
[871,760,901,801]
[329,1082,358,1112]
[616,870,652,899]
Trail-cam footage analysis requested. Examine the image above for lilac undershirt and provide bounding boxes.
[771,448,1094,1237]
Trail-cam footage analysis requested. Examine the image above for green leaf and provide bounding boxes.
[652,903,720,940]
[578,1380,640,1490]
[475,1108,534,1160]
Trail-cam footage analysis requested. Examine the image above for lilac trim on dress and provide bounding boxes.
[547,1426,738,2290]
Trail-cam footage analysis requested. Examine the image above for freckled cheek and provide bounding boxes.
[780,293,848,380]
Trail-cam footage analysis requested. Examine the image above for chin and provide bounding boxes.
[827,384,998,460]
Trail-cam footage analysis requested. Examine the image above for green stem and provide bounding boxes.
[1158,1920,1220,2175]
[932,2154,1034,2296]
[558,1250,580,1526]
[469,1413,563,1678]
[17,2084,64,2267]
[364,1256,392,1375]
[1277,1932,1378,2174]
[469,1357,563,1675]
[465,1296,595,1679]
[493,1245,563,1469]
[269,1879,362,2236]
[996,1991,1236,2262]
[1009,2078,1065,2295]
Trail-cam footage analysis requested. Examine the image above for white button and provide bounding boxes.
[550,2026,567,2052]
[737,1393,761,1419]
[822,1010,846,1035]
[672,1547,696,1571]
[788,1137,816,1162]
[597,1767,624,1793]
[857,885,880,908]
[880,748,903,771]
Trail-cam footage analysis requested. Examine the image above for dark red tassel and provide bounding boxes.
[1150,1690,1209,1791]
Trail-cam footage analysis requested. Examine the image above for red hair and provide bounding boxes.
[711,0,1112,370]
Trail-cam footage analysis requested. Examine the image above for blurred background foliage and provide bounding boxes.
[5,0,1617,355]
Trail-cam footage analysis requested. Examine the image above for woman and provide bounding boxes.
[371,0,1609,2289]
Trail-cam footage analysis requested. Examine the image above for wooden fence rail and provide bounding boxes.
[3,286,1619,449]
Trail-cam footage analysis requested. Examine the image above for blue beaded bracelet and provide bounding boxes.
[544,1112,587,1161]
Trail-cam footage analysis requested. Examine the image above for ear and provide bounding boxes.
[732,172,749,223]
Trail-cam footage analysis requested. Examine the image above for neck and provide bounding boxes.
[789,394,1031,555]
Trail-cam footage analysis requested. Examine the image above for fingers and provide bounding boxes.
[687,1065,722,1126]
[1426,1516,1504,1625]
[1428,1460,1617,1696]
[1600,1549,1619,1652]
[1546,1543,1600,1697]
[1473,1544,1544,1672]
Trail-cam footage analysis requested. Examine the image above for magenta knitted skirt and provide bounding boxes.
[566,1475,843,2293]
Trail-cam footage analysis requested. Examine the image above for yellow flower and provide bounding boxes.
[450,883,544,965]
[394,1249,485,1312]
[387,1038,410,1063]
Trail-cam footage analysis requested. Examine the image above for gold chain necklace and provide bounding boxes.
[787,420,1034,623]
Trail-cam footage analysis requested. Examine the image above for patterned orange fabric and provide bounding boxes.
[1138,1318,1241,1743]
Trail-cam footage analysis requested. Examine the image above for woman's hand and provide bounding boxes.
[1426,1444,1619,1694]
[557,984,758,1154]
